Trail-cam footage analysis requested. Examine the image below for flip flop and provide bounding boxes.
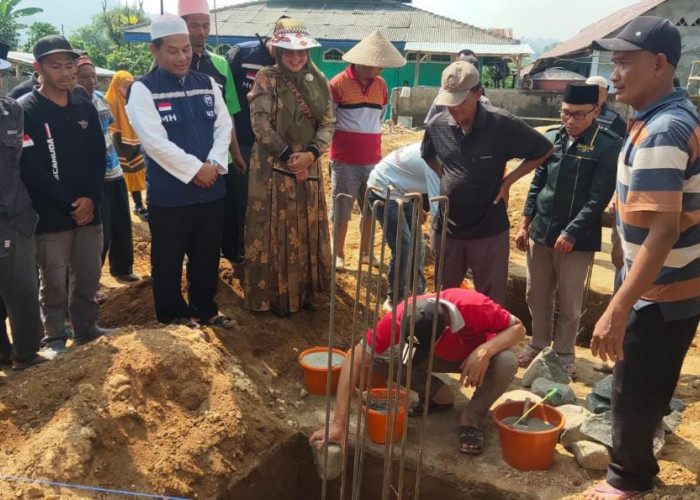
[408,400,454,417]
[586,483,652,499]
[459,425,484,455]
[200,315,237,329]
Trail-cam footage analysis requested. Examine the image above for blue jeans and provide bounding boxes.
[370,192,426,302]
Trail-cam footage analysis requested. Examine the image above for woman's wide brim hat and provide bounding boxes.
[269,19,321,51]
[342,30,406,68]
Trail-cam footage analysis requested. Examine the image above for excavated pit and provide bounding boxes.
[227,433,528,500]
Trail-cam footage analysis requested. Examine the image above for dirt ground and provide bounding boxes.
[0,125,698,499]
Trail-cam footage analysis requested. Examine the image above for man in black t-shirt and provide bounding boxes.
[422,61,553,305]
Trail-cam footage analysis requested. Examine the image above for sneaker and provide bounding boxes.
[335,256,346,270]
[41,341,68,360]
[361,254,381,268]
[383,298,393,312]
[135,208,149,222]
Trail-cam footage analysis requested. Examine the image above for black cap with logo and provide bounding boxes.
[592,16,681,68]
[400,298,446,366]
[33,35,80,62]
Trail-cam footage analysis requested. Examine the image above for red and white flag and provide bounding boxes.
[157,102,172,112]
[22,134,34,148]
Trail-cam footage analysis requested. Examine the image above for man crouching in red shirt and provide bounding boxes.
[310,288,525,454]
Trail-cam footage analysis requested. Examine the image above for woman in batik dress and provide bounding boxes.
[243,19,335,317]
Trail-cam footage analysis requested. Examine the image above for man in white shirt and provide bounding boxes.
[126,14,235,329]
[367,141,440,310]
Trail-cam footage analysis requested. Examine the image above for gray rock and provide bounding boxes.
[592,375,613,401]
[521,347,571,387]
[581,411,666,456]
[581,412,613,447]
[571,440,611,471]
[662,410,682,434]
[493,390,542,408]
[559,404,594,448]
[531,377,577,407]
[312,442,343,481]
[670,397,685,412]
[586,393,611,414]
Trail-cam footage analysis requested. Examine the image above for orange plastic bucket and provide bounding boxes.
[355,363,387,391]
[362,388,406,444]
[298,347,347,396]
[492,401,565,471]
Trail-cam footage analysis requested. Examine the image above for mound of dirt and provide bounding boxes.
[0,326,289,498]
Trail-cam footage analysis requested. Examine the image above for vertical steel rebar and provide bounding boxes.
[339,187,374,500]
[380,197,407,500]
[395,194,425,498]
[413,196,450,499]
[353,188,392,500]
[321,194,353,500]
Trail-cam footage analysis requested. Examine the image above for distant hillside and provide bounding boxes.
[520,37,560,59]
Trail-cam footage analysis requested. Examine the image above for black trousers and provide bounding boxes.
[148,199,224,324]
[221,145,251,261]
[607,304,699,491]
[0,297,9,357]
[101,177,135,277]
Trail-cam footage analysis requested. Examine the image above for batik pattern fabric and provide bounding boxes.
[244,67,335,314]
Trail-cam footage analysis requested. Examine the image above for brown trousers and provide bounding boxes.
[373,349,518,425]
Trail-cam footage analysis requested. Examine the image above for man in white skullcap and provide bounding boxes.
[328,30,406,271]
[126,14,235,329]
[586,75,627,138]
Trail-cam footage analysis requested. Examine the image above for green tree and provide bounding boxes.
[23,21,59,52]
[0,0,43,48]
[108,43,152,77]
[69,1,150,74]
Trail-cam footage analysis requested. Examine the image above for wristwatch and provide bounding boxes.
[209,159,222,169]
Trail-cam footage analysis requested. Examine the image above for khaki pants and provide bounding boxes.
[526,240,593,365]
[373,349,518,426]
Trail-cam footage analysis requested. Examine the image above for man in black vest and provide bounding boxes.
[225,30,275,266]
[0,41,46,370]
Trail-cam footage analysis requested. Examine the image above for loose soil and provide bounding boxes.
[0,124,698,499]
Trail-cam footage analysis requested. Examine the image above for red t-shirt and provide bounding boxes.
[366,289,513,363]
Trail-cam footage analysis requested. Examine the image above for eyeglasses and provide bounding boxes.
[560,107,598,121]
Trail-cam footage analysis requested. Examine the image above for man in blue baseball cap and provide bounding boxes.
[583,16,700,500]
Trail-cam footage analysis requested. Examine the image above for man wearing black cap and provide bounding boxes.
[309,288,524,455]
[0,40,46,370]
[584,17,700,500]
[515,83,621,380]
[19,36,109,358]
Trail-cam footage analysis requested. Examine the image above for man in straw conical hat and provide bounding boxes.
[328,30,405,272]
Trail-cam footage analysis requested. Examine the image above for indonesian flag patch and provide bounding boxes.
[157,102,172,112]
[22,134,34,148]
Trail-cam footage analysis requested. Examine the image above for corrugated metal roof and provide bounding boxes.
[535,0,666,61]
[8,51,115,76]
[126,0,520,46]
[403,42,533,56]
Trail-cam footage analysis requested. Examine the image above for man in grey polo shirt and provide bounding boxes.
[422,61,553,305]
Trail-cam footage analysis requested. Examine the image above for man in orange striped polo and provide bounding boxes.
[329,31,405,270]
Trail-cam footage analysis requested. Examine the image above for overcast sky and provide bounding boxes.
[32,0,641,41]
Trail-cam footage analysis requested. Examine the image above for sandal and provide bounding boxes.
[566,364,579,381]
[11,354,49,371]
[583,483,652,499]
[408,400,454,418]
[201,315,237,329]
[458,425,484,455]
[171,317,200,329]
[517,345,540,368]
